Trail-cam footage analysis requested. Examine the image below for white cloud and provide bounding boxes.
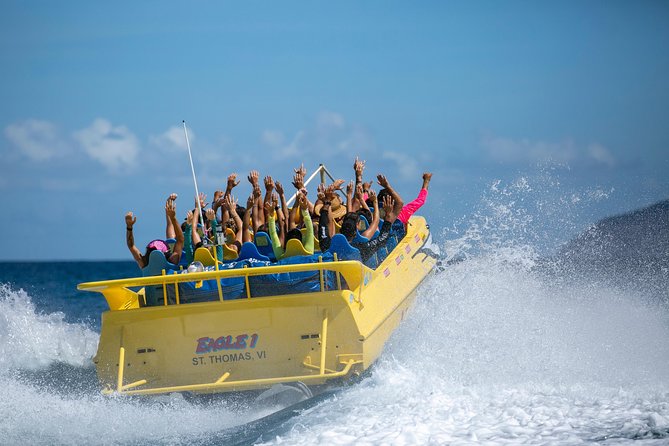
[261,110,376,161]
[73,119,139,171]
[149,125,194,152]
[4,119,68,161]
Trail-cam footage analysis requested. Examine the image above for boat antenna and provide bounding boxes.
[182,120,203,224]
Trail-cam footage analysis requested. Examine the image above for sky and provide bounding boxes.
[1,1,668,261]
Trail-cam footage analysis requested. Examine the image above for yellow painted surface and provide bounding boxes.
[79,216,436,395]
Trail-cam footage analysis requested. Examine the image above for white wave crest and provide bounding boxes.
[0,284,99,370]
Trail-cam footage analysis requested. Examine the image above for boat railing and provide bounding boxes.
[78,257,371,311]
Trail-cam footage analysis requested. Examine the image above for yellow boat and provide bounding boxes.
[78,216,437,396]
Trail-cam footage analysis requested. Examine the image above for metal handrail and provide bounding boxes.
[78,260,366,291]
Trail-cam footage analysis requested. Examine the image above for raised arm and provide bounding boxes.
[265,196,283,260]
[125,212,144,268]
[263,175,275,224]
[251,184,263,231]
[242,194,254,243]
[225,173,240,199]
[346,181,354,213]
[165,198,184,264]
[191,197,202,249]
[165,193,178,239]
[361,189,380,239]
[377,174,404,216]
[353,157,365,191]
[225,195,243,244]
[275,181,289,245]
[298,192,314,253]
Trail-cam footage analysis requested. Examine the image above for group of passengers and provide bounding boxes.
[125,158,432,272]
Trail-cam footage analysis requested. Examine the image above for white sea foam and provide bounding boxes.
[0,284,99,370]
[256,252,669,445]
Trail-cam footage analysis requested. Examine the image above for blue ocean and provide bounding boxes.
[1,182,668,445]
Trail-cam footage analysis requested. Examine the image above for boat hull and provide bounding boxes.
[85,217,437,395]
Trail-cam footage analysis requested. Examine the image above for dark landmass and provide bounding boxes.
[541,199,669,300]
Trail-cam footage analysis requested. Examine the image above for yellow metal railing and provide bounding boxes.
[78,260,371,311]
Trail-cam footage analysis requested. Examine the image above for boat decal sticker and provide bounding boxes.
[195,333,259,354]
[383,268,390,277]
[193,333,267,365]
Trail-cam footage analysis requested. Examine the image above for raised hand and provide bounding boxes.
[263,175,274,191]
[368,189,378,205]
[377,174,389,189]
[165,199,177,219]
[422,172,432,182]
[212,190,224,210]
[197,192,208,209]
[294,163,306,177]
[227,173,240,190]
[275,181,284,196]
[225,195,239,213]
[167,193,178,202]
[362,181,373,192]
[247,170,260,186]
[292,172,304,190]
[346,180,354,196]
[382,195,397,222]
[354,157,366,176]
[125,212,137,227]
[205,208,216,221]
[186,210,194,225]
[246,194,255,210]
[332,179,345,190]
[325,184,336,201]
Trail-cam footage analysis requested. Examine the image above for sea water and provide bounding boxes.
[1,177,668,445]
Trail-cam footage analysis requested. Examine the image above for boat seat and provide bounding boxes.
[223,243,239,261]
[354,214,380,243]
[254,231,276,261]
[283,238,311,258]
[238,242,270,262]
[225,228,236,244]
[326,234,362,262]
[248,252,339,297]
[141,250,180,306]
[194,247,219,266]
[142,250,179,277]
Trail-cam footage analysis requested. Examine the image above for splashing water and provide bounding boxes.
[1,173,668,445]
